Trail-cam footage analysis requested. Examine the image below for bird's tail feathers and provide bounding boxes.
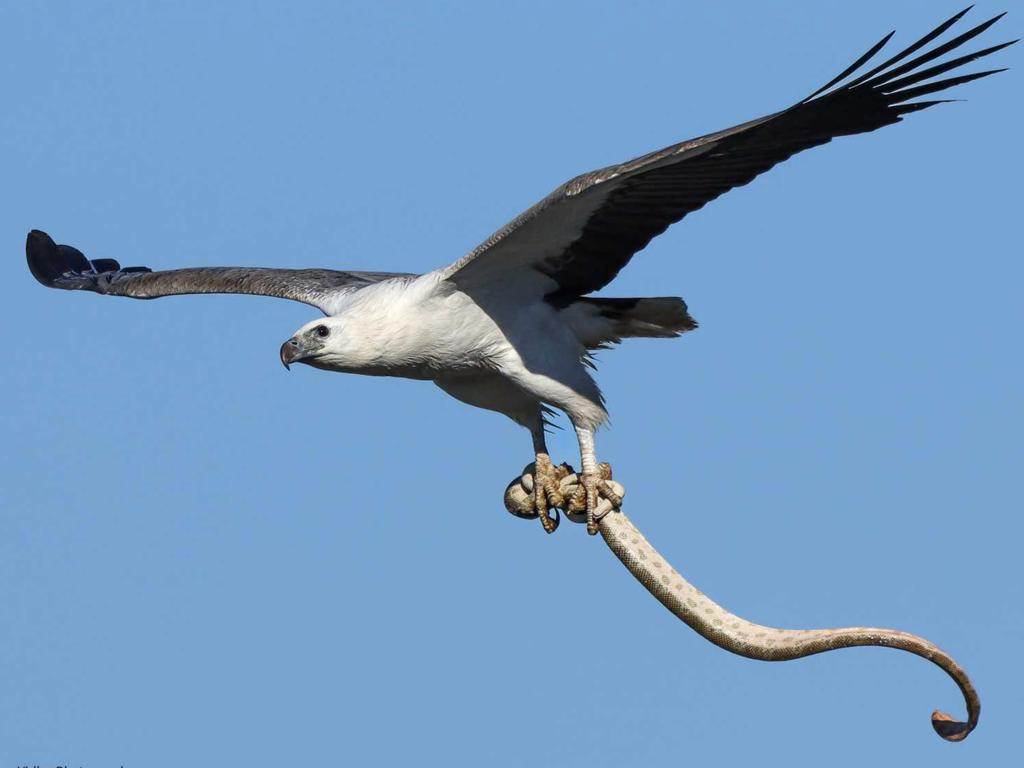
[566,296,697,349]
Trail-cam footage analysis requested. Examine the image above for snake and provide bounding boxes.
[503,468,978,741]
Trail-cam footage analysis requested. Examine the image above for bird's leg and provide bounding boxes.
[569,425,623,535]
[531,427,565,534]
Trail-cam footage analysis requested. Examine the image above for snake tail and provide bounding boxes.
[598,510,978,741]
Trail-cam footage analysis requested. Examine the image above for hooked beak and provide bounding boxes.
[280,337,304,370]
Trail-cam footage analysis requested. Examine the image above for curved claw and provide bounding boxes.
[598,478,623,508]
[539,506,560,534]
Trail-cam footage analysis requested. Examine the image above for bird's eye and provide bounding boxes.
[314,325,330,338]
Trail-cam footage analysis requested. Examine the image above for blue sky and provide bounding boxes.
[2,1,1021,765]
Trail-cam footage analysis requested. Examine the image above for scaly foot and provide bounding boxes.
[533,453,567,534]
[502,457,572,529]
[566,463,623,535]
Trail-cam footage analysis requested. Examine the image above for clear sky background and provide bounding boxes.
[2,1,1021,765]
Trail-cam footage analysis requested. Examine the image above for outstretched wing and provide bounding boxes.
[440,8,1015,302]
[26,230,414,316]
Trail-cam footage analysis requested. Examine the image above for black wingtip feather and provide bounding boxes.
[892,99,957,116]
[26,229,125,289]
[805,30,896,100]
[91,258,122,273]
[888,68,1008,102]
[800,7,1012,116]
[863,11,1010,91]
[877,39,1018,95]
[822,6,979,96]
[26,229,66,287]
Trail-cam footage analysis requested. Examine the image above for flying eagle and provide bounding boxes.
[27,8,1014,535]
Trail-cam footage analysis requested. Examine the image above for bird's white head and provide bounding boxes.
[279,316,352,372]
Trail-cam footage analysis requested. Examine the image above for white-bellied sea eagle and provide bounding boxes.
[27,8,1014,536]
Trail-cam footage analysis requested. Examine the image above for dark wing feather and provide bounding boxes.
[442,8,1015,300]
[26,230,413,316]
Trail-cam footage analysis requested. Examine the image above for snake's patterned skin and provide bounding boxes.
[504,469,979,741]
[598,511,977,741]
